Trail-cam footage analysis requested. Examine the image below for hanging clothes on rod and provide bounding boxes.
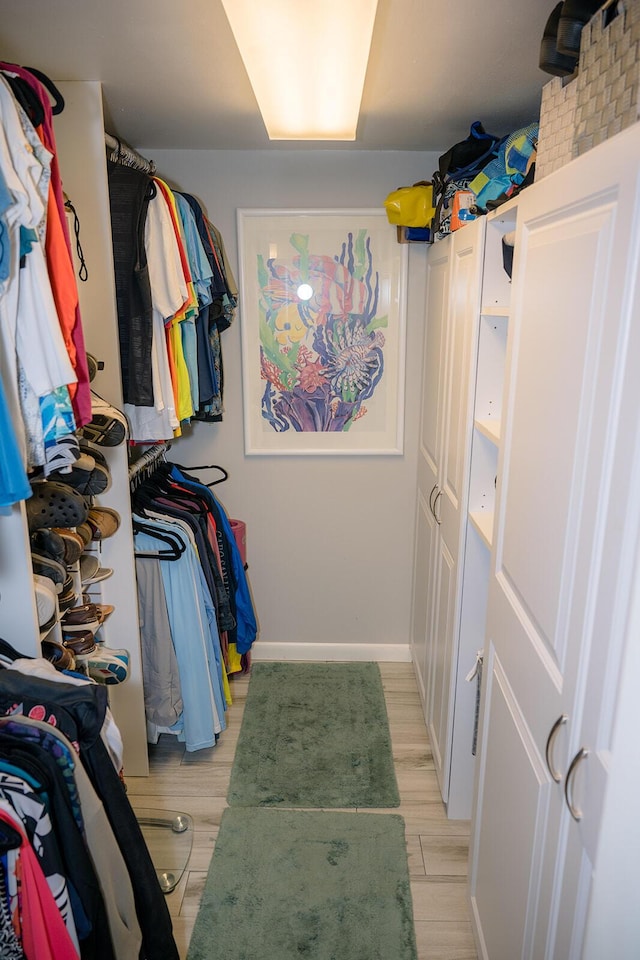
[131,459,256,749]
[0,62,93,500]
[106,138,237,443]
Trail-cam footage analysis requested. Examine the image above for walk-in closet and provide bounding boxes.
[0,2,639,958]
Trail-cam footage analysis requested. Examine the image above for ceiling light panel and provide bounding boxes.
[221,0,378,140]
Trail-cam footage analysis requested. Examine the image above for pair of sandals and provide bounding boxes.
[540,0,606,76]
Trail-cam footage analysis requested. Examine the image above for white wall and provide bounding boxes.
[142,148,438,660]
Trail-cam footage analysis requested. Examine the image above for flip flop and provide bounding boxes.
[26,480,89,531]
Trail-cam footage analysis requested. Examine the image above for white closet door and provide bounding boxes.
[412,245,450,706]
[428,220,484,800]
[470,123,640,959]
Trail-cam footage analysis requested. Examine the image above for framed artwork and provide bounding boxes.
[237,209,408,455]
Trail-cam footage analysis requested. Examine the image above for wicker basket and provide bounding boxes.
[536,75,578,179]
[536,0,640,179]
[574,0,640,155]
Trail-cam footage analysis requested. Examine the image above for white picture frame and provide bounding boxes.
[237,208,408,455]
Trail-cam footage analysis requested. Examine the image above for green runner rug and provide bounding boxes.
[187,808,417,960]
[227,661,400,808]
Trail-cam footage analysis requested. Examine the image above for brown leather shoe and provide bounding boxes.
[61,605,101,634]
[62,630,97,656]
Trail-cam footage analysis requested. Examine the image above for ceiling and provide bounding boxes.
[0,0,551,152]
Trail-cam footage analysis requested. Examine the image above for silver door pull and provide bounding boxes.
[564,747,589,821]
[428,483,438,517]
[433,489,443,525]
[545,714,567,783]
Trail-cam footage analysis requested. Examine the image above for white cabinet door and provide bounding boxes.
[427,221,484,802]
[470,124,640,960]
[412,219,485,810]
[412,242,450,705]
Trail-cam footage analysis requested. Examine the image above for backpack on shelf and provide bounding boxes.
[432,121,503,240]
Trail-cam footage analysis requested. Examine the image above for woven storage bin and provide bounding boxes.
[536,75,579,179]
[574,0,640,155]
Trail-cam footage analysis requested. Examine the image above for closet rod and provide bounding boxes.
[128,442,169,482]
[105,132,156,174]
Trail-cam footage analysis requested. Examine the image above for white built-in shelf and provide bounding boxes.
[469,509,494,550]
[474,418,501,445]
[480,305,510,318]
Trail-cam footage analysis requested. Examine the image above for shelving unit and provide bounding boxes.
[466,213,515,552]
[441,208,517,819]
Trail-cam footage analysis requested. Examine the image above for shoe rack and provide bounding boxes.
[57,83,150,775]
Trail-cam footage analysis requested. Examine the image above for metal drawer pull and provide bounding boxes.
[564,747,588,821]
[433,489,443,525]
[545,714,567,783]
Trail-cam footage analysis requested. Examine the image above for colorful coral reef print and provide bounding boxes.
[257,230,387,432]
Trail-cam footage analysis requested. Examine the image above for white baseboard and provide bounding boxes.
[250,641,412,663]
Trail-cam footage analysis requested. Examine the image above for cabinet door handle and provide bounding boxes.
[545,714,567,783]
[433,489,443,525]
[428,483,438,516]
[564,747,589,821]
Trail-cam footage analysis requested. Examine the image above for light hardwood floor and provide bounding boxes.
[125,661,478,960]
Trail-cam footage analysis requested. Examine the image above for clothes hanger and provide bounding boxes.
[133,471,213,529]
[171,462,229,487]
[2,74,44,126]
[132,518,186,560]
[132,472,194,510]
[24,67,65,114]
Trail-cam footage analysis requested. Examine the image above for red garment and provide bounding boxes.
[45,177,80,398]
[0,807,78,960]
[0,63,92,425]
